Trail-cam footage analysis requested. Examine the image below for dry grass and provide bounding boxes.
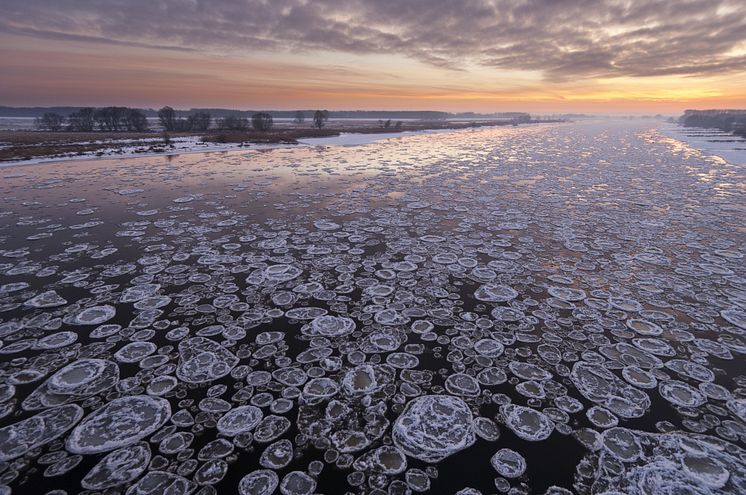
[200,121,514,144]
[201,128,339,144]
[0,130,196,145]
[0,130,187,161]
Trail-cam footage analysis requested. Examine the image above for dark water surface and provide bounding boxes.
[0,121,745,495]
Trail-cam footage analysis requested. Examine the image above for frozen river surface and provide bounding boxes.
[0,121,745,494]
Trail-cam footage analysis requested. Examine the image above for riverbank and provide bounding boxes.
[0,119,557,162]
[659,122,746,166]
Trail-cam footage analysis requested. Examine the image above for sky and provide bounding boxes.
[2,0,746,114]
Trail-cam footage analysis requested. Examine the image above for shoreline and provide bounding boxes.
[2,125,546,169]
[658,123,746,166]
[0,120,558,164]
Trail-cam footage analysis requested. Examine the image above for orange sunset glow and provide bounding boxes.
[2,0,746,113]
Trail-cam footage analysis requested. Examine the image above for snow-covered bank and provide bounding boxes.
[658,122,746,165]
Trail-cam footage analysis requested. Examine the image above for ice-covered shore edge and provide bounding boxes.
[0,127,465,168]
[658,122,746,166]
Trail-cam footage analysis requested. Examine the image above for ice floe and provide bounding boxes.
[67,395,171,454]
[393,395,475,462]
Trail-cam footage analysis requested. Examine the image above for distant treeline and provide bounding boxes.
[1,106,531,121]
[32,106,334,132]
[35,107,150,132]
[680,109,746,137]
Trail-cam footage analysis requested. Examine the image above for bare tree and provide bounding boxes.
[123,108,148,132]
[93,109,106,131]
[294,110,305,124]
[94,107,127,131]
[313,110,329,129]
[67,108,95,132]
[34,112,66,132]
[158,106,177,131]
[188,112,211,132]
[251,112,273,132]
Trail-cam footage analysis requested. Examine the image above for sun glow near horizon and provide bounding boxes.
[2,0,746,113]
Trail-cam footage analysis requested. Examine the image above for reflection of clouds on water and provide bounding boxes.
[0,121,744,494]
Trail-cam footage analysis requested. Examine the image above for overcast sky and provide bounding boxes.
[2,0,746,112]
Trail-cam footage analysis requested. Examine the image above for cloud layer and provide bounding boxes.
[3,0,746,80]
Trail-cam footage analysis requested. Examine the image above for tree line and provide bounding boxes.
[35,107,149,132]
[34,106,332,132]
[681,110,746,137]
